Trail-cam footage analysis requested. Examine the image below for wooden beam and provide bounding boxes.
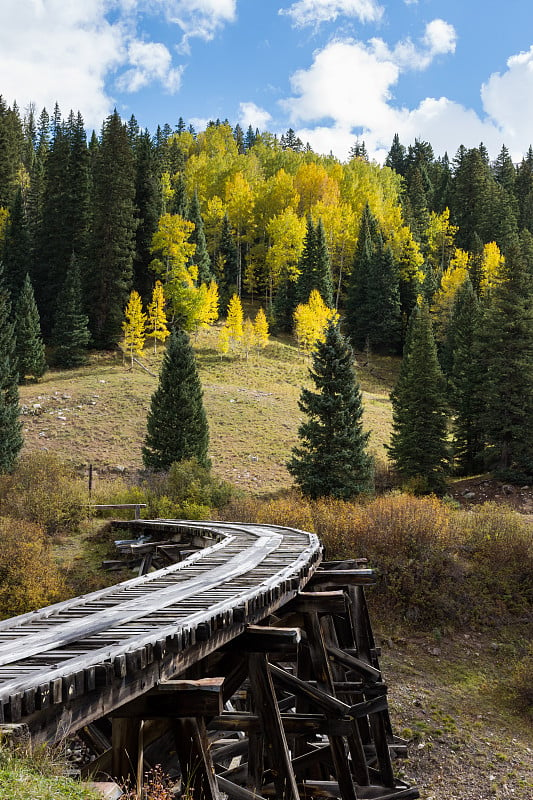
[174,716,221,800]
[111,717,144,788]
[247,653,300,800]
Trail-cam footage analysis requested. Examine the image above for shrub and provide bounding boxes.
[218,490,315,533]
[312,493,464,626]
[0,453,87,535]
[456,503,533,620]
[0,517,65,618]
[142,458,235,519]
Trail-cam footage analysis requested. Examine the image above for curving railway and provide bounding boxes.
[0,518,419,800]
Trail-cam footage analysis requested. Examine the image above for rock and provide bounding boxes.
[502,484,515,495]
[463,491,476,499]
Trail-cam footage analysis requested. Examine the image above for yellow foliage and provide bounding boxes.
[122,290,146,363]
[253,307,269,348]
[217,324,231,357]
[241,318,256,359]
[226,294,244,342]
[160,171,173,213]
[295,162,340,215]
[194,281,219,330]
[425,208,458,271]
[0,207,10,247]
[431,258,470,343]
[0,517,64,618]
[146,281,169,353]
[481,241,504,295]
[293,289,339,354]
[265,208,306,290]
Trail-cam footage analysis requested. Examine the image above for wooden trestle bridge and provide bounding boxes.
[0,518,419,800]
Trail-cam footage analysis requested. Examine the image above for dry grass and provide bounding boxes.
[19,326,399,494]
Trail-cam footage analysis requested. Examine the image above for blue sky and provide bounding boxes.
[2,1,533,162]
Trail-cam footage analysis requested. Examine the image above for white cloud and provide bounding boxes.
[162,0,237,52]
[116,41,184,92]
[280,24,533,162]
[0,0,236,128]
[0,0,123,126]
[481,46,533,141]
[280,0,383,27]
[238,102,272,131]
[370,19,456,70]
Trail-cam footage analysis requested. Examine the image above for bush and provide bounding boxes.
[0,453,87,535]
[218,490,315,533]
[220,490,533,630]
[142,458,235,519]
[311,493,464,626]
[0,517,65,618]
[456,503,533,621]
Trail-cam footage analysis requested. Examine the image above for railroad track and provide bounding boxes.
[0,520,321,742]
[0,518,419,800]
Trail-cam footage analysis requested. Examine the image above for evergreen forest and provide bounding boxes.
[0,97,532,486]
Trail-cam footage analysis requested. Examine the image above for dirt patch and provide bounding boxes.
[448,476,533,516]
[379,626,533,800]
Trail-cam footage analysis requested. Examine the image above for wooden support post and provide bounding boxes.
[111,717,144,790]
[174,716,221,800]
[248,652,300,800]
[303,611,361,800]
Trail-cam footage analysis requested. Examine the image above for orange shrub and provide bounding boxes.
[0,517,65,618]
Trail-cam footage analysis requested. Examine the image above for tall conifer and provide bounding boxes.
[0,266,22,472]
[143,328,209,470]
[52,256,91,368]
[15,274,46,381]
[388,301,449,493]
[478,236,533,480]
[87,110,137,348]
[287,320,373,499]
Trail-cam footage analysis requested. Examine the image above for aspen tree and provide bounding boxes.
[253,307,269,349]
[122,290,146,367]
[146,281,169,353]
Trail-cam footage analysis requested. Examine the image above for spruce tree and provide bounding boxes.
[0,266,23,472]
[87,110,136,348]
[218,214,239,313]
[15,274,46,381]
[3,188,30,297]
[133,130,159,301]
[52,256,91,368]
[345,204,401,353]
[449,279,485,474]
[478,236,533,481]
[388,301,449,493]
[143,328,209,471]
[287,320,373,499]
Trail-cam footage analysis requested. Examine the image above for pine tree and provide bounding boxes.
[218,214,239,313]
[295,216,333,306]
[478,236,533,481]
[388,301,449,493]
[15,274,46,381]
[133,129,160,300]
[448,279,485,475]
[345,204,401,353]
[0,266,23,472]
[287,320,373,499]
[87,110,136,348]
[143,328,209,470]
[122,290,146,367]
[52,256,91,368]
[3,188,31,298]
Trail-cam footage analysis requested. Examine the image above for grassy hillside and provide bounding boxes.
[19,325,400,493]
